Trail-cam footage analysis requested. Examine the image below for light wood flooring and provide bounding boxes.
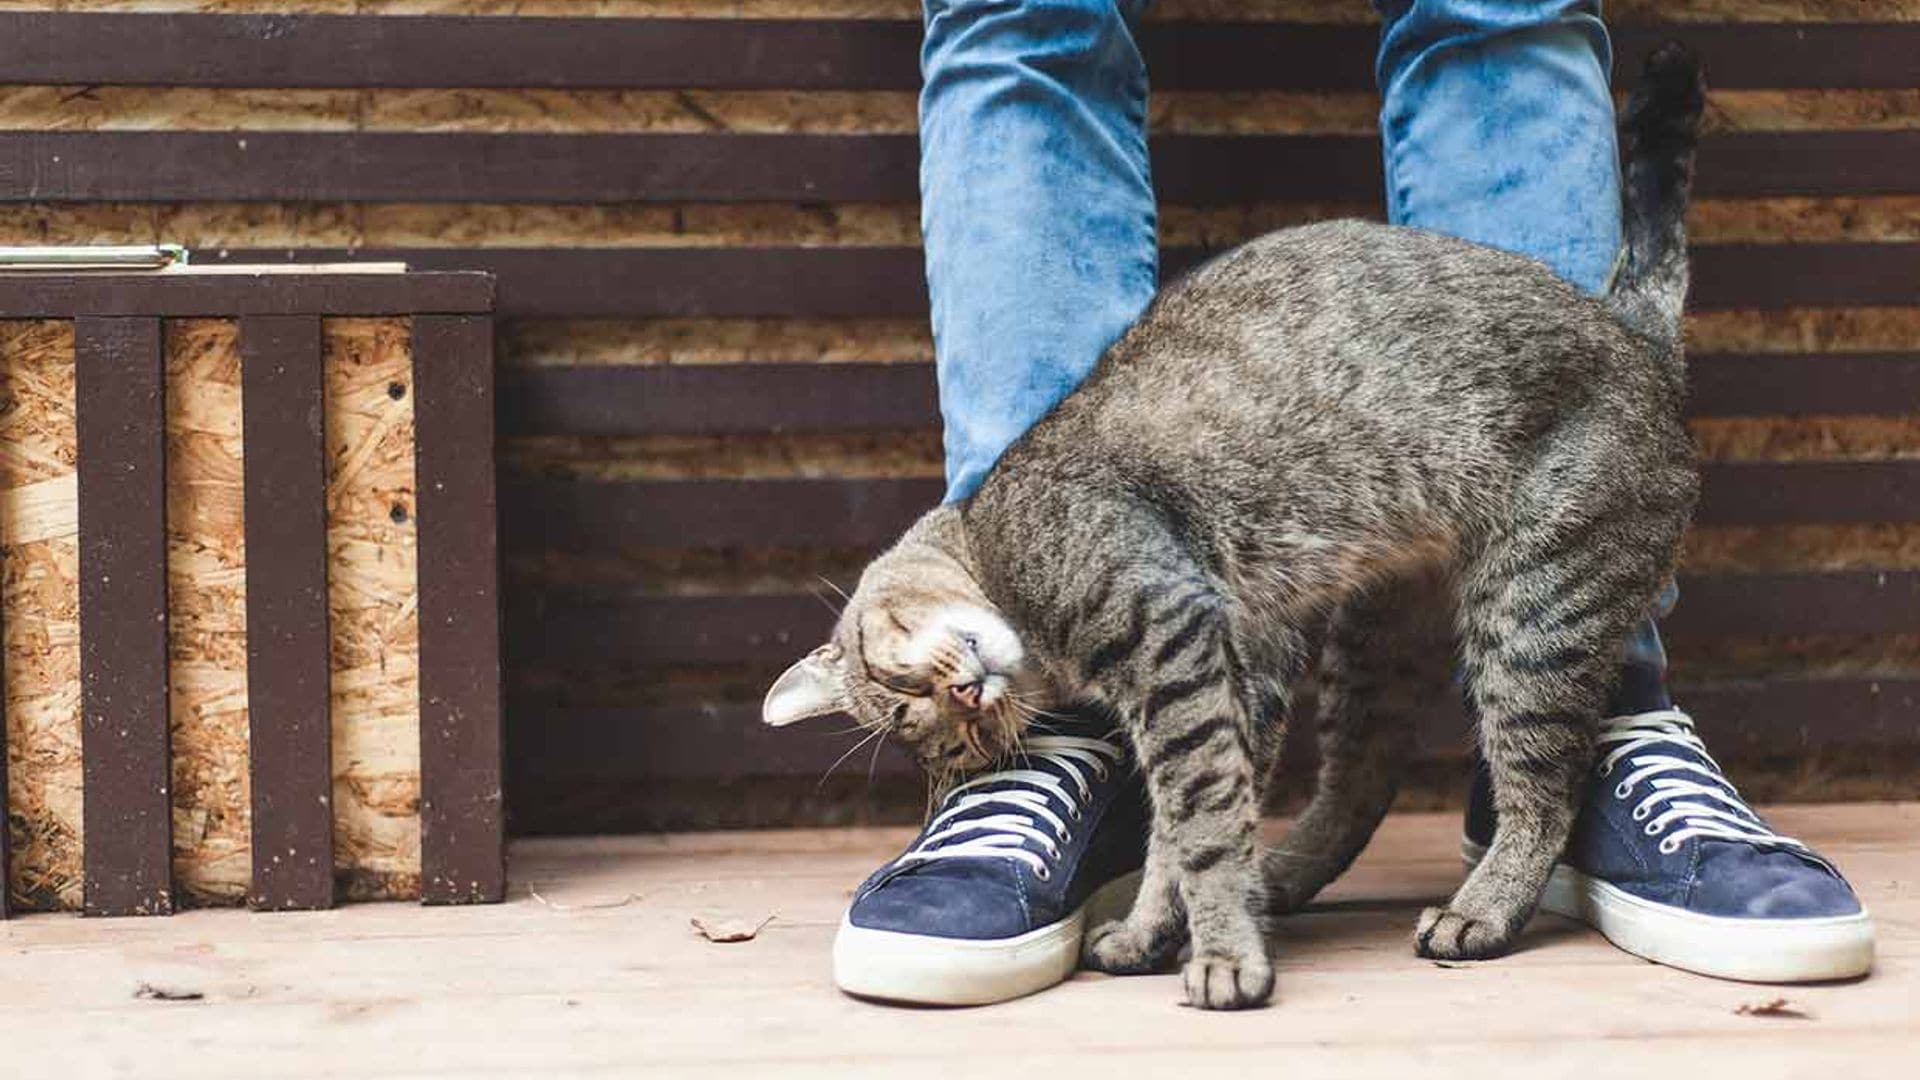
[4,804,1914,1078]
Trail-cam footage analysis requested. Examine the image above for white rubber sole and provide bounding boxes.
[833,869,1143,1006]
[1463,839,1874,983]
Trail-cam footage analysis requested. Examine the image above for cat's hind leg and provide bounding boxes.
[1418,516,1662,961]
[1265,572,1452,913]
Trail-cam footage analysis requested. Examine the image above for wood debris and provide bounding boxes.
[134,982,205,1002]
[1735,997,1812,1019]
[691,915,775,943]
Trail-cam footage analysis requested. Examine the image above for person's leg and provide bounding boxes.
[831,0,1160,1006]
[1380,0,1872,982]
[922,0,1159,501]
[1376,0,1673,713]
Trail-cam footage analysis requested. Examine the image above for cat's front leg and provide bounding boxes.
[1106,608,1275,1008]
[1141,722,1272,1011]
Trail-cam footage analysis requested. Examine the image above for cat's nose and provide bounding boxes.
[949,680,983,710]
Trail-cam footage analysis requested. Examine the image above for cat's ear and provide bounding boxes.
[763,644,850,727]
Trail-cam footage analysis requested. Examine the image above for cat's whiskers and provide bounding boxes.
[960,720,988,764]
[1002,694,1064,737]
[1006,688,1071,721]
[806,583,845,620]
[816,725,887,791]
[816,574,853,605]
[865,727,890,788]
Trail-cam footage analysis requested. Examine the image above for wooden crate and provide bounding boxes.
[0,268,502,916]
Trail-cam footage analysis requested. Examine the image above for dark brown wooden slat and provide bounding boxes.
[11,131,1916,205]
[498,461,1920,559]
[1696,461,1920,526]
[0,132,922,204]
[227,243,1920,318]
[1616,25,1920,92]
[506,704,915,783]
[497,363,942,437]
[1690,245,1920,309]
[1687,353,1920,418]
[1673,676,1920,750]
[240,315,334,912]
[504,571,1920,672]
[0,14,922,90]
[495,353,1920,437]
[1663,570,1920,640]
[1692,132,1920,198]
[504,673,1920,784]
[302,249,929,319]
[5,15,1915,91]
[413,315,506,906]
[499,476,943,551]
[0,272,493,318]
[74,316,172,918]
[505,592,821,670]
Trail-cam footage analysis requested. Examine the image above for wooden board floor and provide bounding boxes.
[3,804,1914,1078]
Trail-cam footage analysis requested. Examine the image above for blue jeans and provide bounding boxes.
[920,0,1670,699]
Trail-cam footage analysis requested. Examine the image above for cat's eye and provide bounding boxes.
[876,675,934,698]
[960,632,980,651]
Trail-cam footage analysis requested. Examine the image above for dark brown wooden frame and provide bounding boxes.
[1,14,1914,91]
[0,270,500,916]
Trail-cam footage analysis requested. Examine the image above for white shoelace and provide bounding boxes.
[1598,708,1819,862]
[893,735,1124,879]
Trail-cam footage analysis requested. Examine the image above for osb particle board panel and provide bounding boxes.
[0,319,82,911]
[324,318,421,901]
[1,316,425,910]
[167,319,251,904]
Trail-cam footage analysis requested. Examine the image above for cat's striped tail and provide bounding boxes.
[1607,43,1706,350]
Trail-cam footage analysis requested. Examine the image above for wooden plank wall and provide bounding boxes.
[3,0,1918,831]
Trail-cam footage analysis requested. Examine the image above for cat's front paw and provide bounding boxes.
[1413,905,1518,961]
[1082,917,1178,975]
[1181,951,1274,1010]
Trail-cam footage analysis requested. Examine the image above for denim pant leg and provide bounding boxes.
[920,0,1159,502]
[1376,0,1672,706]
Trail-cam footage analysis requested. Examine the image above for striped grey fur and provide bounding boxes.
[764,47,1705,1009]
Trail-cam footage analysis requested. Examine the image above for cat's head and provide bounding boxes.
[761,507,1049,774]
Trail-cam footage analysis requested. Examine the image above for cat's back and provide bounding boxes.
[1153,218,1627,381]
[983,218,1669,546]
[1062,219,1652,461]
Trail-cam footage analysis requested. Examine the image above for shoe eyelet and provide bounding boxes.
[1060,831,1073,846]
[1597,762,1613,778]
[1070,805,1083,821]
[1646,821,1665,835]
[1094,766,1109,781]
[1631,806,1650,822]
[1045,843,1060,859]
[1658,838,1680,856]
[1614,781,1632,799]
[1036,865,1052,881]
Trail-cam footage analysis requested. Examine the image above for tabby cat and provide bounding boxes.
[763,47,1705,1009]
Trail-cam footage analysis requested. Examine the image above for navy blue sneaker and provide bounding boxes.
[1465,708,1874,982]
[834,718,1147,1005]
